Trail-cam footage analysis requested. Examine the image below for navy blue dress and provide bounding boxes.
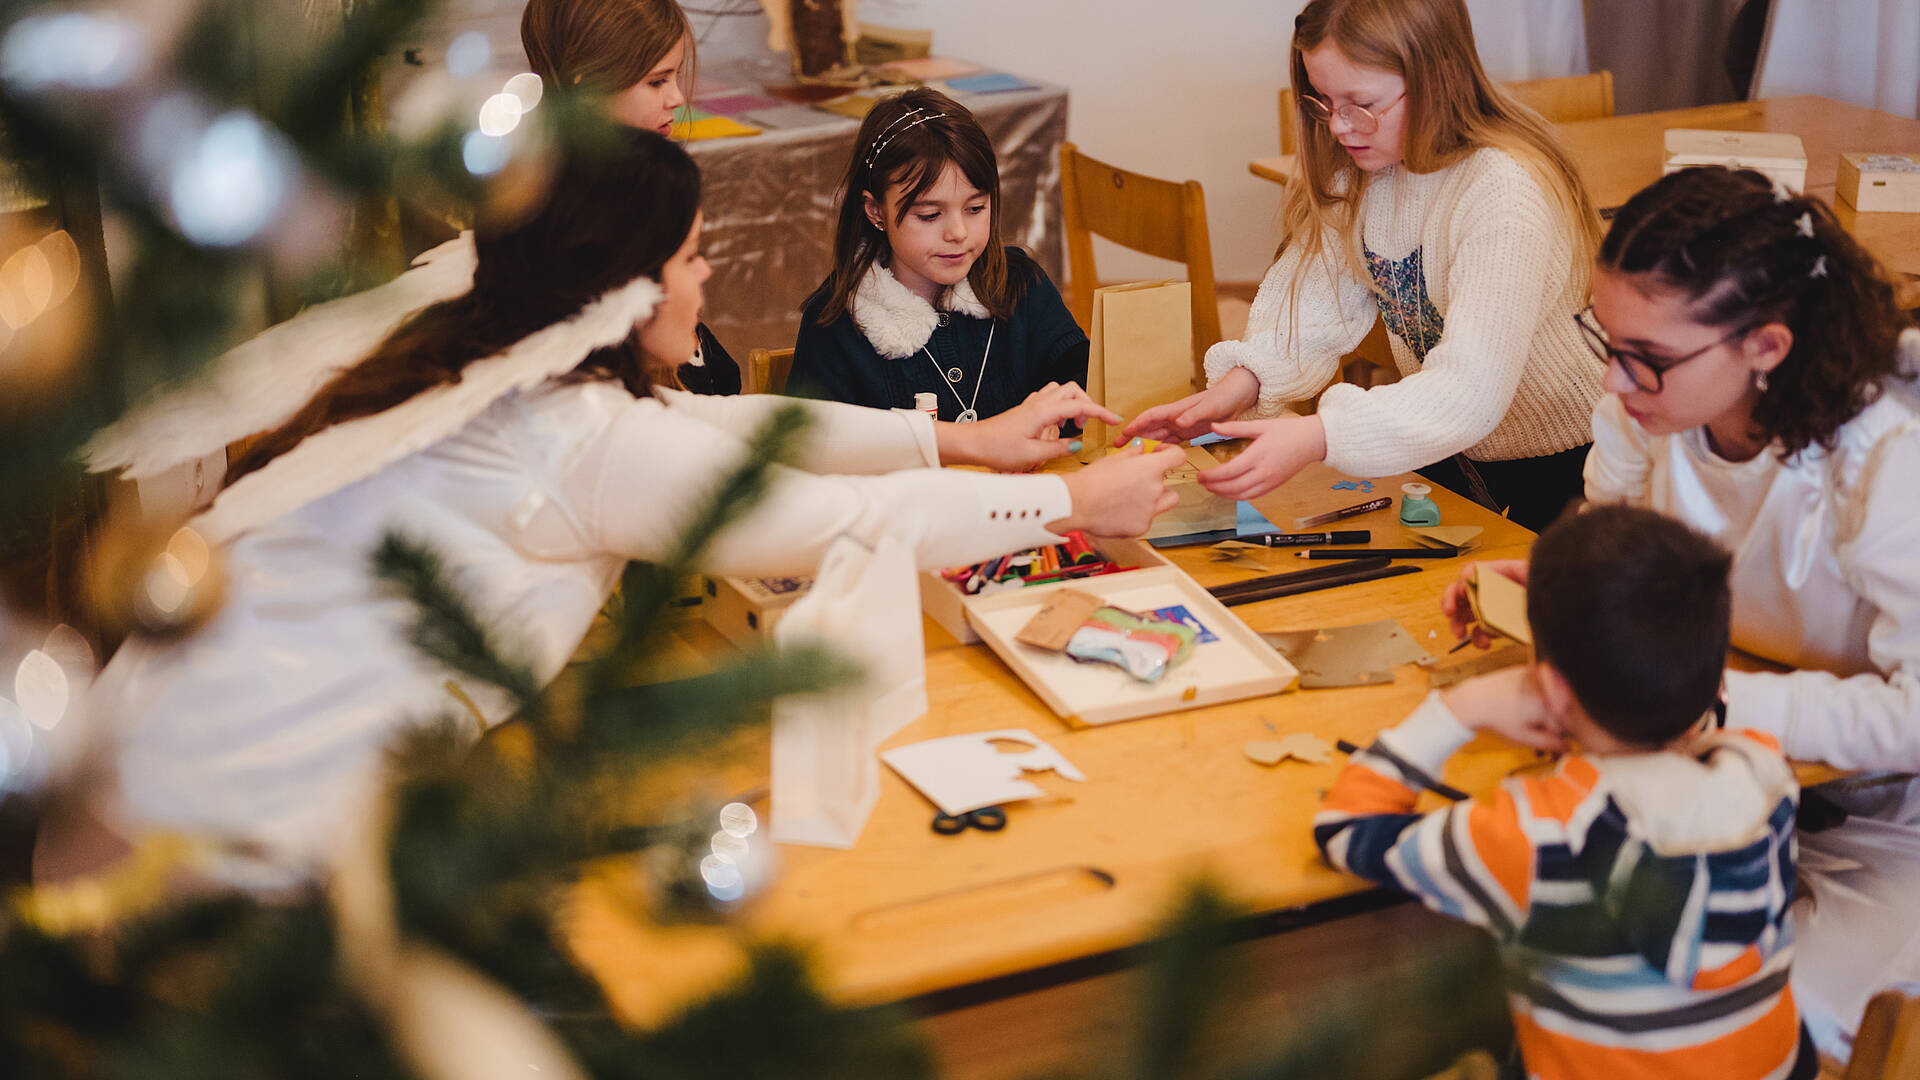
[790,247,1088,421]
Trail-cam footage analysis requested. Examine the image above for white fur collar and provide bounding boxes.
[849,260,991,359]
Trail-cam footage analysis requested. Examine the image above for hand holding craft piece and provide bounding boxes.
[1464,564,1533,646]
[1015,588,1196,682]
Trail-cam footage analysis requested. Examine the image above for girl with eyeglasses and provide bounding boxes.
[1124,0,1602,530]
[1448,164,1920,1063]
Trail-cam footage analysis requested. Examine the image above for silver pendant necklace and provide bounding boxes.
[922,322,993,422]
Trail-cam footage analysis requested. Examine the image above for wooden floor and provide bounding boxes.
[915,897,1513,1080]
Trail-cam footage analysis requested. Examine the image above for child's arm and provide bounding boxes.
[1201,234,1378,417]
[1581,394,1656,507]
[788,298,874,407]
[1316,679,1555,938]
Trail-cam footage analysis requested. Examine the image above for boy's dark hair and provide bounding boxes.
[1600,166,1914,459]
[1527,506,1732,747]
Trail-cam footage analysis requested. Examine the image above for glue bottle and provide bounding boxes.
[914,392,940,423]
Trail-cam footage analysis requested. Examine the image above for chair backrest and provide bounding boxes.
[1418,1050,1500,1080]
[1278,71,1615,156]
[1058,141,1222,386]
[1848,989,1920,1080]
[743,347,794,396]
[1280,87,1299,156]
[1505,70,1615,123]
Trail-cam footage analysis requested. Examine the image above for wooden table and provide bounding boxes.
[1250,95,1920,277]
[567,471,1539,1025]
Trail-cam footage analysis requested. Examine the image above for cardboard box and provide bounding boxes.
[1837,153,1920,213]
[1662,129,1808,193]
[702,573,813,648]
[920,535,1171,646]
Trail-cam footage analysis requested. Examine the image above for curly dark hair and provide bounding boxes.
[1599,166,1913,458]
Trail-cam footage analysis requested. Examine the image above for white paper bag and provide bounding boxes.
[769,531,927,848]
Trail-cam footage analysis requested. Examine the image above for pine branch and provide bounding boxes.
[592,404,811,683]
[1128,882,1247,1080]
[371,534,544,713]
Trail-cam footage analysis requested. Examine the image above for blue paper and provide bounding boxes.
[1149,605,1218,644]
[1235,500,1274,536]
[944,72,1035,94]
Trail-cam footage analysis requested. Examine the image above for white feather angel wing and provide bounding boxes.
[82,234,481,479]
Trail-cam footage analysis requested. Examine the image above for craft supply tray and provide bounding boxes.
[919,535,1171,645]
[961,564,1298,726]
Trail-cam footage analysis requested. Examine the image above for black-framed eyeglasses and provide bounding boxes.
[1299,91,1404,135]
[1574,307,1752,394]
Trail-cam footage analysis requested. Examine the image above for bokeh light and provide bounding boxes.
[14,649,67,731]
[169,111,291,247]
[0,11,142,91]
[476,92,522,137]
[461,131,510,176]
[503,72,543,111]
[445,31,489,77]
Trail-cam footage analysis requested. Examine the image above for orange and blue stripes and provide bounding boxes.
[1314,694,1813,1080]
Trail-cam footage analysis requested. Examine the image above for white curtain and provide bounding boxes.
[1754,0,1920,119]
[1463,0,1590,81]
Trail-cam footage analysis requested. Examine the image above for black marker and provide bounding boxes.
[1247,530,1370,547]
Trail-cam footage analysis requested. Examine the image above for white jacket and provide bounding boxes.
[88,384,1072,876]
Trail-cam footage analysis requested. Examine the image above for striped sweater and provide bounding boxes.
[1315,693,1814,1080]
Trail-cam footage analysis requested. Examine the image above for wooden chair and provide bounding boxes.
[1059,141,1222,387]
[743,347,794,396]
[1505,70,1615,123]
[1844,989,1920,1080]
[1417,1050,1501,1080]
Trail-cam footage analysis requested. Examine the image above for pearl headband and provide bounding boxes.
[864,107,939,169]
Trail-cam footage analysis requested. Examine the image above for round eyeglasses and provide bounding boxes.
[1300,91,1405,135]
[1574,308,1753,394]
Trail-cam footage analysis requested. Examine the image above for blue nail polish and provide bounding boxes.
[1068,440,1083,453]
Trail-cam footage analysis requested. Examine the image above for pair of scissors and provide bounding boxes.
[931,806,1007,834]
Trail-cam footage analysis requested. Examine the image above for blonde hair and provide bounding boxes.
[1282,0,1600,302]
[521,0,694,101]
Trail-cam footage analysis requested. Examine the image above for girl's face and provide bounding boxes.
[863,161,990,305]
[606,36,688,137]
[637,212,710,367]
[1588,265,1785,440]
[1299,42,1408,172]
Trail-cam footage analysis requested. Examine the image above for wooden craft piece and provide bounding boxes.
[1244,733,1335,766]
[1261,618,1434,688]
[1407,525,1484,549]
[1428,642,1533,689]
[1466,565,1533,645]
[1014,588,1107,651]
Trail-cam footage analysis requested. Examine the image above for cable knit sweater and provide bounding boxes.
[1204,149,1602,477]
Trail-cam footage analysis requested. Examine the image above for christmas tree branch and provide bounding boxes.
[372,534,544,713]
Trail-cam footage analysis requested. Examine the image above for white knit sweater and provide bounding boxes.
[1203,149,1601,476]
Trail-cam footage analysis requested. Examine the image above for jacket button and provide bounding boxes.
[937,312,950,326]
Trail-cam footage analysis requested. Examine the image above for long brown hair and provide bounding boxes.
[229,130,703,482]
[1282,0,1600,297]
[1600,166,1914,458]
[813,88,1016,325]
[520,0,694,101]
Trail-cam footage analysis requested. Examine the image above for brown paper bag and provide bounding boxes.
[1085,280,1194,450]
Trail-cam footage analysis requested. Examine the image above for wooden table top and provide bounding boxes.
[1250,95,1920,277]
[566,470,1542,1023]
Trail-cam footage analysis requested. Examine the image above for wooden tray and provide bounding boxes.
[962,565,1298,726]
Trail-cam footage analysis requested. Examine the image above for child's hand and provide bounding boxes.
[945,382,1121,472]
[1192,414,1327,501]
[1441,559,1529,648]
[1120,367,1261,444]
[1050,444,1183,537]
[1441,667,1565,753]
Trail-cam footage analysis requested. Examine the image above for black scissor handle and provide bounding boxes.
[931,806,1007,834]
